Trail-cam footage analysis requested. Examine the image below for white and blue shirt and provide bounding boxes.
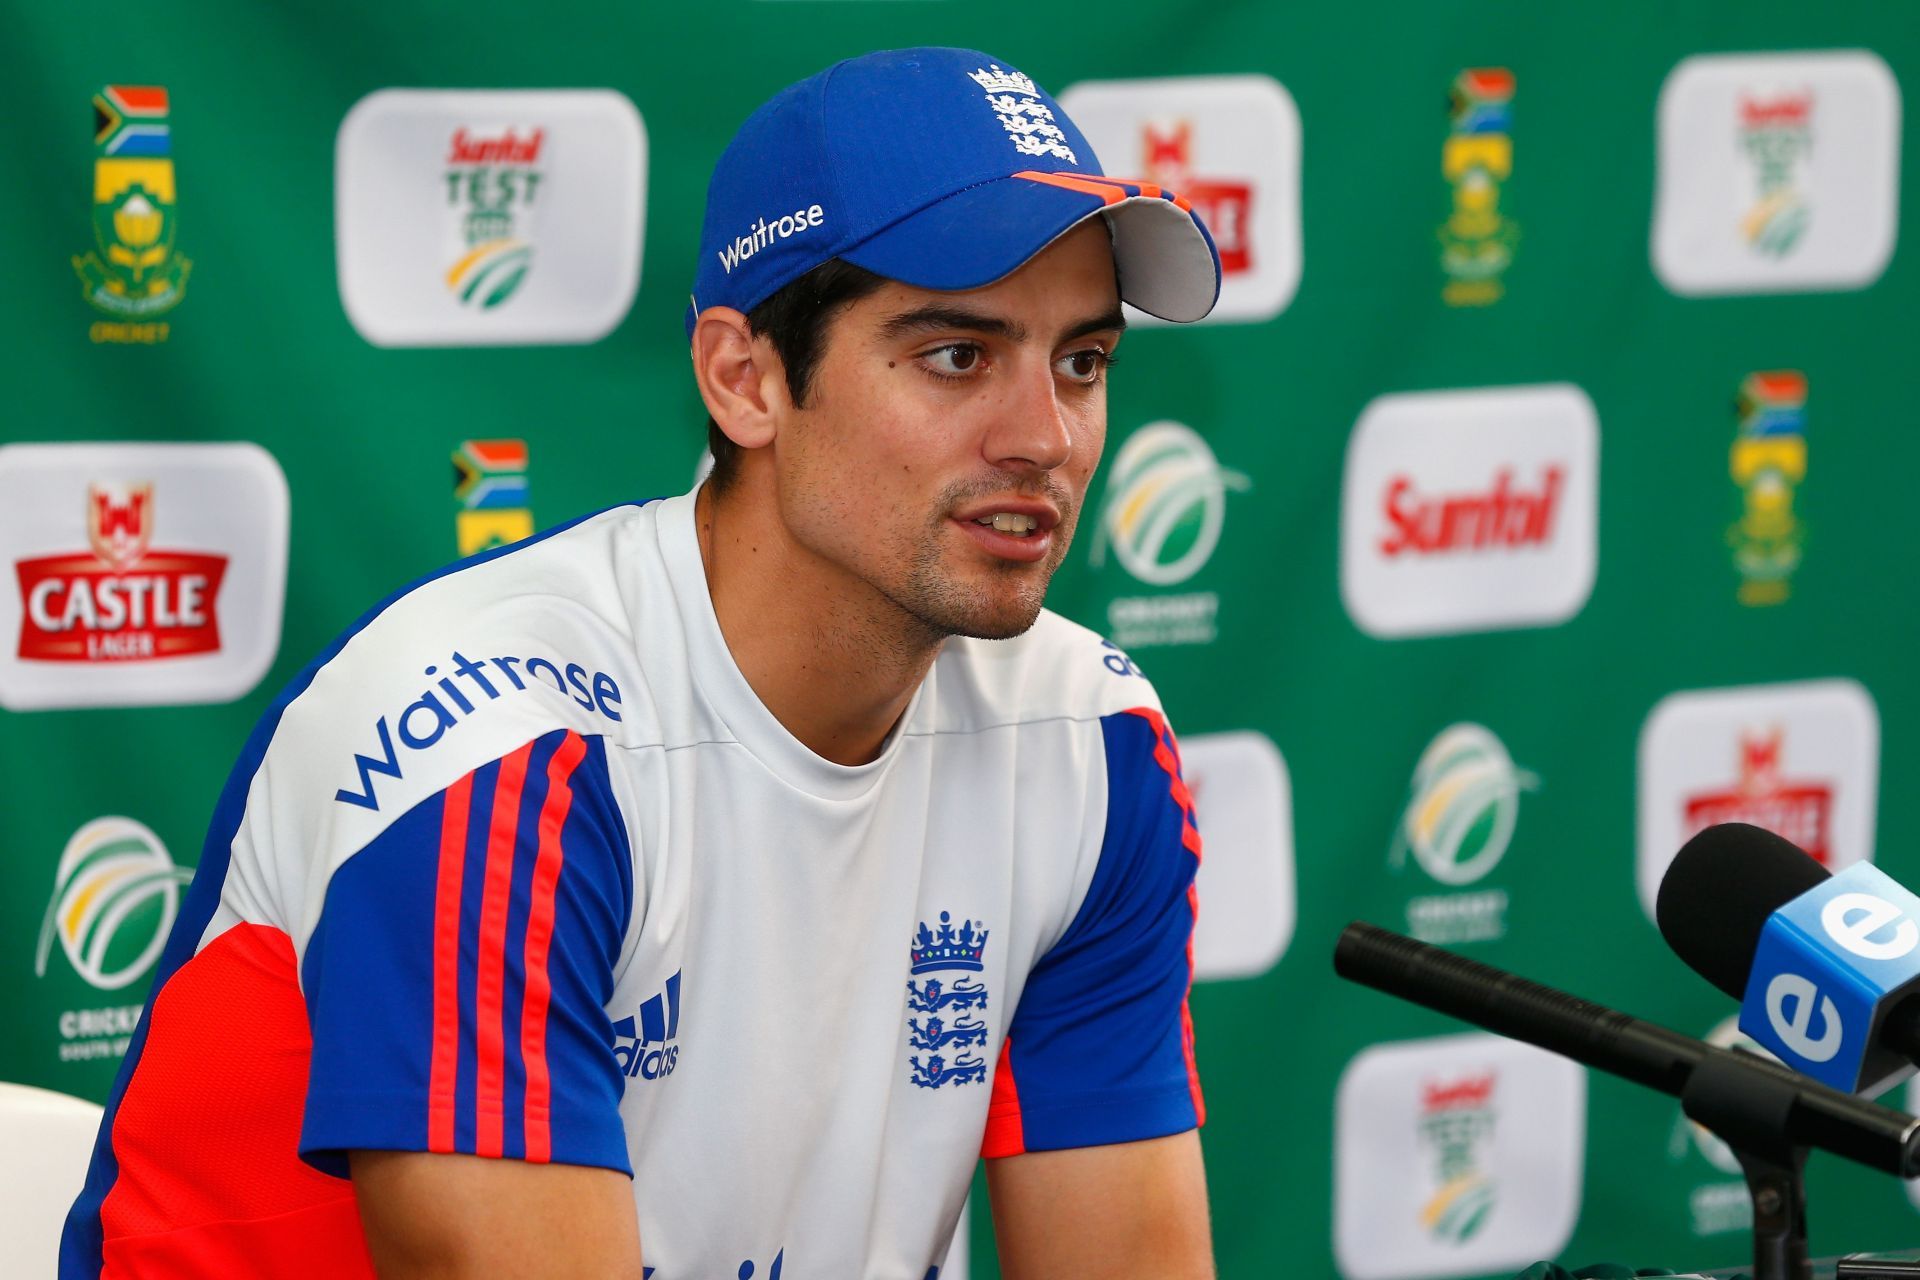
[62,491,1205,1280]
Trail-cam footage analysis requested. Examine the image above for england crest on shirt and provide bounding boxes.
[905,911,991,1089]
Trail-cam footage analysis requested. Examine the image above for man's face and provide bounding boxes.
[768,220,1124,642]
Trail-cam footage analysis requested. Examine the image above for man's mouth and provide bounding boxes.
[974,512,1040,537]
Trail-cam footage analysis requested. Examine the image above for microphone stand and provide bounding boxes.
[1332,922,1920,1280]
[1681,1051,1809,1280]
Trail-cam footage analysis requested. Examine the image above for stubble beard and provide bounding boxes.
[888,480,1079,644]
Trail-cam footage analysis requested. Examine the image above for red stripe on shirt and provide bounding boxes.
[474,742,532,1158]
[427,772,474,1153]
[520,731,587,1163]
[981,1036,1027,1158]
[1127,706,1206,1124]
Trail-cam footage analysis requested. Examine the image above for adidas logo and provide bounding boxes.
[613,970,681,1082]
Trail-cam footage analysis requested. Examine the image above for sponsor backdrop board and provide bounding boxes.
[1,2,1917,1278]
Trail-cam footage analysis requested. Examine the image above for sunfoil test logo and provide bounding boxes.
[1418,1072,1498,1242]
[1091,422,1248,650]
[1739,91,1812,257]
[444,126,544,309]
[1335,1032,1585,1280]
[36,816,192,992]
[1392,725,1538,945]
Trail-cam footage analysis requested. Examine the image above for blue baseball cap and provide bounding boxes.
[687,47,1221,334]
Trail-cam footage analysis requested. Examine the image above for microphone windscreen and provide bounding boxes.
[1655,822,1831,999]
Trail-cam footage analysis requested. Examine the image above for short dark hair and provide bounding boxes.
[704,258,890,494]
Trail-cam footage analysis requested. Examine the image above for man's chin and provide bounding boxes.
[899,577,1050,642]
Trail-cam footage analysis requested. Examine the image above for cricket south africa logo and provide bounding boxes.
[905,911,991,1089]
[36,817,192,992]
[443,126,544,309]
[1740,91,1812,257]
[1419,1072,1499,1243]
[74,85,191,343]
[1392,724,1537,889]
[1438,69,1518,307]
[1093,423,1248,589]
[1729,371,1806,606]
[969,65,1076,164]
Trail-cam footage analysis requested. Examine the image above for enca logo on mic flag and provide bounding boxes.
[1740,861,1920,1094]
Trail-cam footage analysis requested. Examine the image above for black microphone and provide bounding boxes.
[1656,822,1830,999]
[1333,920,1920,1176]
[1656,822,1920,1084]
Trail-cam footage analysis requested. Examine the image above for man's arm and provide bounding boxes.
[986,1131,1212,1279]
[351,1151,642,1279]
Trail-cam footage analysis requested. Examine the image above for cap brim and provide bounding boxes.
[840,172,1222,323]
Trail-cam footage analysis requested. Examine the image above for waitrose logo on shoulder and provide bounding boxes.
[1342,383,1598,639]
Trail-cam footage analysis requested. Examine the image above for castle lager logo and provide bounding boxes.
[1418,1072,1499,1242]
[15,482,228,662]
[1729,371,1806,607]
[74,85,191,344]
[1684,728,1834,862]
[35,816,192,992]
[1636,679,1879,921]
[1092,422,1248,588]
[1056,74,1301,324]
[0,442,290,711]
[444,127,544,309]
[1392,724,1537,889]
[1439,69,1518,307]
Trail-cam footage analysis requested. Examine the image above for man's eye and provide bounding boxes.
[921,344,983,377]
[1056,348,1114,384]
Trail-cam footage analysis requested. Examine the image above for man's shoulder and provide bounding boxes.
[929,607,1164,735]
[259,501,673,840]
[295,502,658,701]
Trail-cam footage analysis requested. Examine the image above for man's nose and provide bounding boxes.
[983,358,1074,472]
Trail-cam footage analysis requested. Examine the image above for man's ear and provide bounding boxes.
[691,307,786,452]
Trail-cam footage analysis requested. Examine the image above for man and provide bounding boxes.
[61,47,1221,1279]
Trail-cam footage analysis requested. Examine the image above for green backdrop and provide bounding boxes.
[3,1,1917,1276]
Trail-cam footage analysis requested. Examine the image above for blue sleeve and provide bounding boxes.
[298,727,634,1175]
[984,707,1204,1156]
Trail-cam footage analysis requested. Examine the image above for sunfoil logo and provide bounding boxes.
[35,816,192,991]
[1391,724,1538,888]
[716,204,825,275]
[336,648,623,812]
[1091,422,1248,587]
